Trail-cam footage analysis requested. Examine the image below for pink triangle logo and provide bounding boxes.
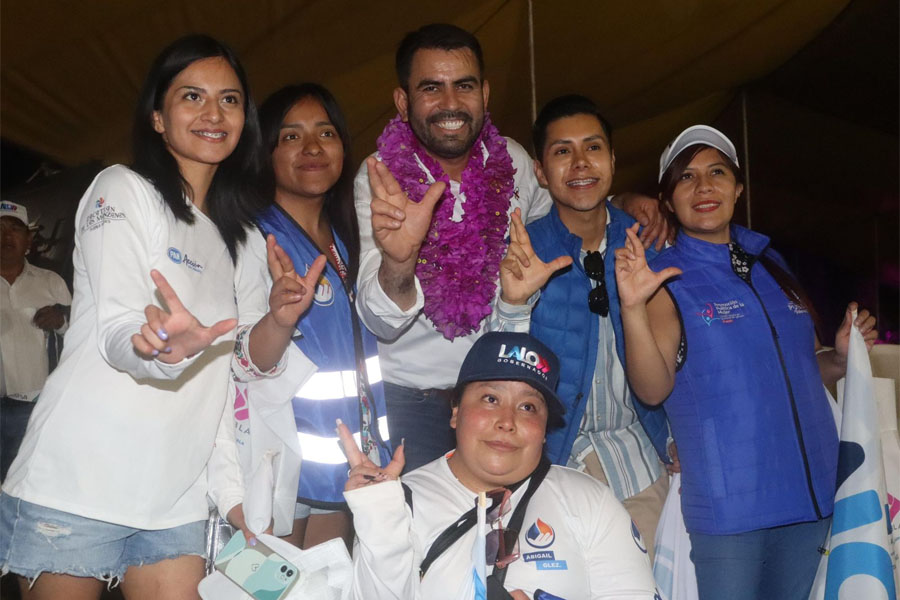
[234,387,249,421]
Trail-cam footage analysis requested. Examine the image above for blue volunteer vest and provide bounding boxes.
[256,205,392,507]
[651,225,838,534]
[526,204,669,465]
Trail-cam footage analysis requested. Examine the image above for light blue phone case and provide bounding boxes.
[215,531,300,600]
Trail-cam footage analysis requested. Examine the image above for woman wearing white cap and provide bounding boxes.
[614,125,877,599]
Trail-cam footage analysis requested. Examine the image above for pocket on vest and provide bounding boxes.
[702,418,727,498]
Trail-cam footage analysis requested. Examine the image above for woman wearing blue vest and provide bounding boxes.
[614,125,877,599]
[212,84,392,551]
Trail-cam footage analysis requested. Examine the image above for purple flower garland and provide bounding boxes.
[376,113,515,339]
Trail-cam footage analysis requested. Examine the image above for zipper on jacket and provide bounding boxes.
[740,276,823,520]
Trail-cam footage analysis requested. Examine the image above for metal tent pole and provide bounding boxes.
[528,0,537,122]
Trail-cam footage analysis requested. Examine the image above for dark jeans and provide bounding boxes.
[383,382,455,474]
[689,517,831,600]
[1,397,35,482]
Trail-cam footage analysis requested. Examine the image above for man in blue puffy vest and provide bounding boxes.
[491,95,673,560]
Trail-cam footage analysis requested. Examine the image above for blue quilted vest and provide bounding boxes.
[527,203,670,465]
[651,226,837,534]
[256,205,392,507]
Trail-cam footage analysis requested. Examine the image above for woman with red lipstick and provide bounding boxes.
[0,36,322,599]
[615,125,877,600]
[208,84,392,553]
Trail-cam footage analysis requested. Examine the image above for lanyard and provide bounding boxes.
[419,457,551,579]
[327,241,383,466]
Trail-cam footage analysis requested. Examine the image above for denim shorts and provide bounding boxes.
[293,501,338,520]
[0,492,206,585]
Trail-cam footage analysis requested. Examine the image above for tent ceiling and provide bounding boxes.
[1,0,865,189]
[761,0,898,136]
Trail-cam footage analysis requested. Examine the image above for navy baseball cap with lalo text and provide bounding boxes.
[456,331,565,418]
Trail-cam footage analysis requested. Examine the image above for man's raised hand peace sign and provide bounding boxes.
[367,156,446,266]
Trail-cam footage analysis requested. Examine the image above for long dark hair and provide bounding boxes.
[660,143,823,338]
[131,34,264,262]
[258,83,359,281]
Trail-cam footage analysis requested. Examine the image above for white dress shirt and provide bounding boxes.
[353,137,552,389]
[0,260,71,401]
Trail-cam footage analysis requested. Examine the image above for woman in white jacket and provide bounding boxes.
[0,35,322,600]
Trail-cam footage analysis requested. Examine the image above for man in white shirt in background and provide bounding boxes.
[355,24,669,472]
[0,201,71,481]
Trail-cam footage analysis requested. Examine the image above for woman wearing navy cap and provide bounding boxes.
[615,125,877,599]
[339,331,657,600]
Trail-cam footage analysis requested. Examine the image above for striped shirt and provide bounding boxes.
[566,244,661,500]
[488,237,661,502]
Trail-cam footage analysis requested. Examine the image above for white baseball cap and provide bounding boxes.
[0,201,29,227]
[658,125,739,182]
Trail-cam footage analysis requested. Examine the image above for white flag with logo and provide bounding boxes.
[808,323,897,599]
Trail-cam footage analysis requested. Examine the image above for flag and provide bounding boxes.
[809,322,897,599]
[653,473,699,600]
[473,491,488,600]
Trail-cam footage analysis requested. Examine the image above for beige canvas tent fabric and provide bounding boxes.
[1,0,849,189]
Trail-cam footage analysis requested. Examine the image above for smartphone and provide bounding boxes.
[214,531,301,600]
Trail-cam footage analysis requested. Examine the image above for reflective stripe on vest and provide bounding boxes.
[297,415,390,464]
[296,356,382,401]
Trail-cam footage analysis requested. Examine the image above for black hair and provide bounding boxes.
[131,34,264,262]
[257,83,359,282]
[395,23,484,89]
[449,382,467,408]
[659,143,823,338]
[532,94,613,160]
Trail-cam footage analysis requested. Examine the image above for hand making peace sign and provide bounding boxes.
[338,418,405,492]
[614,223,682,309]
[265,233,327,329]
[367,156,446,266]
[131,269,237,363]
[499,208,573,305]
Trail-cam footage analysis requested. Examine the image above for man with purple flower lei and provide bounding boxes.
[354,24,669,472]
